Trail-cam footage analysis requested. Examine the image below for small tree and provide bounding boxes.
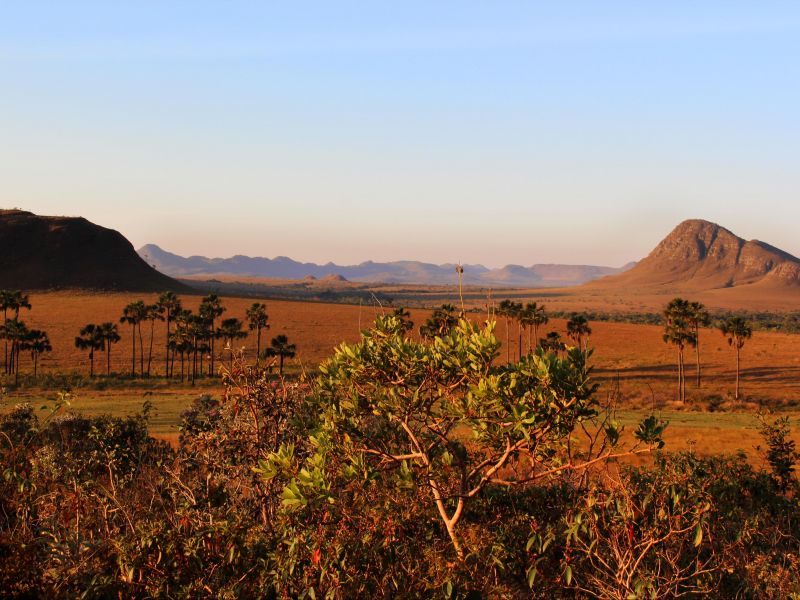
[246,303,269,364]
[262,334,296,376]
[718,316,752,400]
[75,324,105,378]
[265,315,663,563]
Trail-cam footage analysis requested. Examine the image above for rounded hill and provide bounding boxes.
[0,209,189,291]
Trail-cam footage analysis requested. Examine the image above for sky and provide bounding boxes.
[2,1,800,268]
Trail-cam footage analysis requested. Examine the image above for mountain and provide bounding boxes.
[138,244,633,287]
[0,210,188,291]
[591,219,800,290]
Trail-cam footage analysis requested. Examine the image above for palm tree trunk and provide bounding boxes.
[107,345,111,376]
[89,349,94,378]
[147,319,155,376]
[735,346,740,400]
[256,328,262,366]
[3,308,8,374]
[533,323,539,350]
[210,330,215,375]
[138,323,144,376]
[279,354,284,376]
[131,325,136,377]
[180,352,185,382]
[695,328,701,388]
[164,317,171,378]
[33,353,38,378]
[505,317,510,362]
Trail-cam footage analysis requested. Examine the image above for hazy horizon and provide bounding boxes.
[3,2,800,267]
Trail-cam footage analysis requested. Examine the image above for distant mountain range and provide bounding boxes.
[137,244,636,287]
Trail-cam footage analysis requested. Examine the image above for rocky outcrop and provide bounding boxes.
[595,219,800,290]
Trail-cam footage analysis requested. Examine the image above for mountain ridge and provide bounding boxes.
[138,243,634,287]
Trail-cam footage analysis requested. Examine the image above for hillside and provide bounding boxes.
[590,219,800,291]
[138,243,633,287]
[0,210,188,291]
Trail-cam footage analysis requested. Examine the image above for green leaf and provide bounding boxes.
[693,523,703,547]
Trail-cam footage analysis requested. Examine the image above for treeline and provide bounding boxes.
[550,308,800,333]
[0,290,298,383]
[1,315,798,597]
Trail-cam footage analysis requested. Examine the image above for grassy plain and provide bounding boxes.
[2,290,799,455]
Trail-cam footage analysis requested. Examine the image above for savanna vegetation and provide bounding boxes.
[1,310,799,598]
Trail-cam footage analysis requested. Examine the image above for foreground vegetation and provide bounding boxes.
[2,315,798,598]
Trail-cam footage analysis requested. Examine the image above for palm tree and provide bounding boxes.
[20,329,51,378]
[540,331,565,355]
[218,317,247,368]
[2,319,29,384]
[688,301,710,387]
[566,313,592,350]
[521,302,548,353]
[497,300,515,362]
[663,299,698,403]
[262,334,296,376]
[662,318,695,403]
[0,291,30,374]
[718,316,752,400]
[144,304,164,377]
[120,300,147,376]
[75,324,105,378]
[246,303,270,364]
[170,310,194,382]
[199,294,225,375]
[156,292,182,377]
[511,302,524,360]
[98,322,121,376]
[419,304,458,339]
[391,307,414,335]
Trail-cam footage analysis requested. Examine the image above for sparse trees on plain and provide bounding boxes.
[718,316,752,400]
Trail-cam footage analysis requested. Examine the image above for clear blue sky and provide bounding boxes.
[2,1,799,267]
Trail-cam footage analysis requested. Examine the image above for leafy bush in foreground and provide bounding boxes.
[0,317,798,598]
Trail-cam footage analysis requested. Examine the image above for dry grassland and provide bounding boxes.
[2,291,799,454]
